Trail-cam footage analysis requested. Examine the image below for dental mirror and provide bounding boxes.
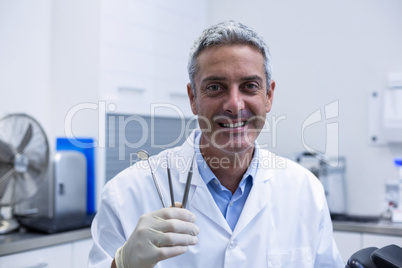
[137,150,149,161]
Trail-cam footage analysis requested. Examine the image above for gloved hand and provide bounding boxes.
[115,207,199,268]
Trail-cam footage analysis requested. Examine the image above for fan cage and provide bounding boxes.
[0,113,49,206]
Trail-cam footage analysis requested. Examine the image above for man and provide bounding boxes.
[89,21,344,267]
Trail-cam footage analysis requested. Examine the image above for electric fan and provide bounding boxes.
[0,113,49,234]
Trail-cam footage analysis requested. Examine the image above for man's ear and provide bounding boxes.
[266,80,275,113]
[187,83,198,115]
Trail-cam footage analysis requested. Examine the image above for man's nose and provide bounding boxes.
[222,87,244,114]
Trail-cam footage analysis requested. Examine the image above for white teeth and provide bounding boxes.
[222,122,246,128]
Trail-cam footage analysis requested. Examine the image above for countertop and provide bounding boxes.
[333,220,402,236]
[0,227,91,256]
[1,220,402,257]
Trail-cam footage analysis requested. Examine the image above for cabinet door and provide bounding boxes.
[72,238,93,267]
[333,231,362,264]
[0,243,72,268]
[362,233,402,248]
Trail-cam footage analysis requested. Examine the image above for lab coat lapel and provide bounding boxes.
[189,170,232,235]
[177,131,232,234]
[232,150,274,238]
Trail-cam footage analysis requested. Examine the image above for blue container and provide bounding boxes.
[56,137,96,214]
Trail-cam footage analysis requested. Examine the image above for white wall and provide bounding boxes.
[0,0,52,133]
[0,0,100,147]
[206,0,402,216]
[99,0,206,117]
[50,0,101,141]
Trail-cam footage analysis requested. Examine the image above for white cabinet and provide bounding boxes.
[0,243,72,268]
[362,233,402,248]
[333,231,361,264]
[0,238,93,268]
[334,230,402,264]
[72,238,93,267]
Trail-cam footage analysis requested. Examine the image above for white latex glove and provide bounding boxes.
[116,207,199,268]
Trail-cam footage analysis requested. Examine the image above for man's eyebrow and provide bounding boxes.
[241,75,264,82]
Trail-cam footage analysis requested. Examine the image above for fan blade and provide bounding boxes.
[17,123,33,153]
[0,175,15,206]
[14,172,38,203]
[0,167,15,199]
[28,158,43,175]
[0,139,15,163]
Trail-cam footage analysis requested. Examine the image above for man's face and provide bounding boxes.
[187,44,275,155]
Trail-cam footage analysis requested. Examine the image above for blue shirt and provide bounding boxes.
[194,133,258,231]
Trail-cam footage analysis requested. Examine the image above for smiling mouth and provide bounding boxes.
[218,121,247,128]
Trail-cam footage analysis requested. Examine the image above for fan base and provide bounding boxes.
[0,218,19,234]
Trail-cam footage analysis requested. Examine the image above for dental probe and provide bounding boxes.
[166,152,175,207]
[181,153,195,209]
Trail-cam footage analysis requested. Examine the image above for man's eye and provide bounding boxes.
[244,83,259,91]
[206,85,222,92]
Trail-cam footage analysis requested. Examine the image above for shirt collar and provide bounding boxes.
[194,131,259,188]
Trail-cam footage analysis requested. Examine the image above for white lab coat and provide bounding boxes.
[89,130,344,267]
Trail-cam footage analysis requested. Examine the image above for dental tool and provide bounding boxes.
[181,153,195,209]
[137,150,166,208]
[166,151,175,207]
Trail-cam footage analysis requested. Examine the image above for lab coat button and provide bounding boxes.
[229,240,237,250]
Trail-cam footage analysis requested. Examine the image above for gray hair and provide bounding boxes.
[187,20,272,95]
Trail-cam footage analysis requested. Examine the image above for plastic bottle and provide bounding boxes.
[392,159,402,222]
[396,158,402,208]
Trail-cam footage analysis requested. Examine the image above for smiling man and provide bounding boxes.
[187,43,274,194]
[89,21,344,268]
